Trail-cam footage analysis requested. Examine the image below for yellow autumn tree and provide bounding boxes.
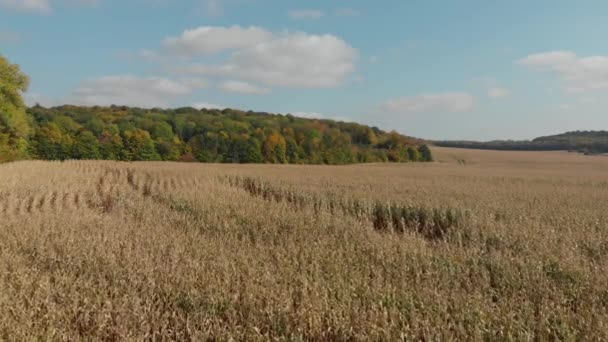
[263,132,287,163]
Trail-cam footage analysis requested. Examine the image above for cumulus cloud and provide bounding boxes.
[288,9,323,19]
[163,26,274,56]
[66,75,204,107]
[382,92,476,113]
[179,77,209,89]
[487,87,510,99]
[171,28,357,88]
[517,51,608,93]
[219,80,270,95]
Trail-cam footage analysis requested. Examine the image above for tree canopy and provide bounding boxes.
[0,55,31,162]
[27,105,432,164]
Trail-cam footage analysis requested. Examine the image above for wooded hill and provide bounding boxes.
[18,105,432,164]
[434,131,608,154]
[0,54,433,165]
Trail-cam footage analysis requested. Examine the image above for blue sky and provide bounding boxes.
[2,0,608,140]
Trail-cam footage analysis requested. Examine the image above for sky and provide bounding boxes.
[1,0,608,140]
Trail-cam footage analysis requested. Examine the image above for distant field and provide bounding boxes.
[1,147,608,340]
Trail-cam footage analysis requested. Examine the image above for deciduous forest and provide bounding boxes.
[2,54,432,165]
[25,104,432,164]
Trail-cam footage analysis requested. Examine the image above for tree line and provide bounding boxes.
[25,105,432,164]
[1,55,432,164]
[435,131,608,154]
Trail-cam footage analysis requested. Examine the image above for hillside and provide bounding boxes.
[11,105,432,164]
[434,131,608,154]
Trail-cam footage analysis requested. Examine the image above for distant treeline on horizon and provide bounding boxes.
[1,104,432,164]
[434,131,608,154]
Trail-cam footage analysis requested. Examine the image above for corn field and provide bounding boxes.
[1,147,608,340]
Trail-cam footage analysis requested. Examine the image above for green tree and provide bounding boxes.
[52,115,82,133]
[419,144,433,162]
[0,55,31,161]
[86,118,106,136]
[387,149,401,162]
[302,129,321,161]
[99,129,124,160]
[155,136,182,161]
[356,148,374,163]
[379,131,404,150]
[188,132,221,162]
[285,137,299,163]
[399,147,410,162]
[33,123,72,160]
[174,119,196,141]
[152,121,175,141]
[22,102,431,165]
[243,137,264,163]
[407,146,420,162]
[122,129,160,161]
[74,130,101,160]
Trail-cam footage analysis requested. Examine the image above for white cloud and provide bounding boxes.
[172,29,357,88]
[557,104,573,111]
[335,8,359,16]
[179,77,209,89]
[163,26,274,56]
[578,97,596,104]
[0,0,51,13]
[192,102,226,110]
[487,87,510,99]
[517,51,608,93]
[382,92,476,113]
[66,75,203,107]
[288,9,323,20]
[472,77,510,99]
[219,80,270,95]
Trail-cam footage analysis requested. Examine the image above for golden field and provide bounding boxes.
[1,147,607,340]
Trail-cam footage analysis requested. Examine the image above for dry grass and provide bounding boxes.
[1,147,608,340]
